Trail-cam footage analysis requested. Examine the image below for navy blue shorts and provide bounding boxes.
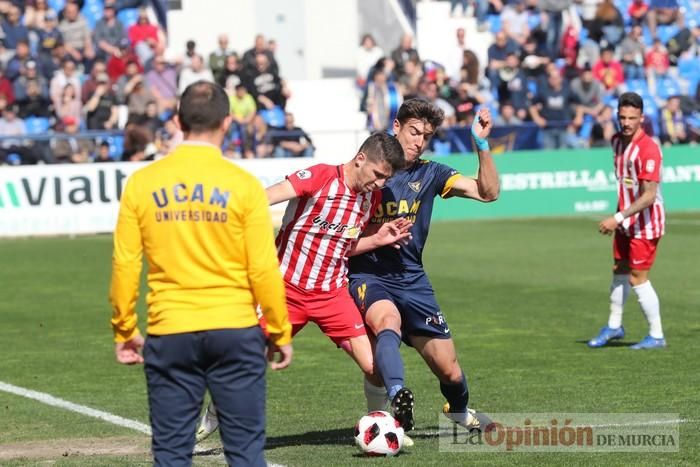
[348,272,451,345]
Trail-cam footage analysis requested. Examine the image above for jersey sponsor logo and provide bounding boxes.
[646,160,656,173]
[312,215,350,234]
[623,177,634,187]
[372,199,421,219]
[408,180,422,192]
[296,169,311,180]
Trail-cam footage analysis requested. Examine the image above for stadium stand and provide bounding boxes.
[1,0,699,165]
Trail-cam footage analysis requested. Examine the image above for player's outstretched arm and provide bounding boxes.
[266,179,297,205]
[445,108,500,202]
[349,218,413,256]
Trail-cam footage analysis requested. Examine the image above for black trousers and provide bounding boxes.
[144,327,267,467]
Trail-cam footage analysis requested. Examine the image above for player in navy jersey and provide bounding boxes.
[348,99,499,432]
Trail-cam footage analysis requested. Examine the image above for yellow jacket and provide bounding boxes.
[109,142,291,346]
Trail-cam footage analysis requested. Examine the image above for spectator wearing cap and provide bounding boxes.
[1,5,29,50]
[58,0,95,66]
[17,79,52,118]
[52,115,94,163]
[107,38,141,82]
[145,54,177,113]
[37,9,63,58]
[50,58,81,109]
[13,59,49,101]
[23,0,55,31]
[592,45,624,93]
[5,39,35,82]
[93,0,127,61]
[83,72,118,130]
[37,38,68,80]
[54,82,81,125]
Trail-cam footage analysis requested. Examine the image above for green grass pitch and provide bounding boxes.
[0,214,698,466]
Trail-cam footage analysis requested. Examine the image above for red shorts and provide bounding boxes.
[613,232,660,270]
[285,283,366,346]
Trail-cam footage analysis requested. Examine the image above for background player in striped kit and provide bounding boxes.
[196,132,413,444]
[589,91,666,349]
[348,100,500,433]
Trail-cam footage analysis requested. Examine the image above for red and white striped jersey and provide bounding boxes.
[276,164,381,292]
[612,131,665,239]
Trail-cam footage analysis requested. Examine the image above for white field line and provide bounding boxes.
[0,380,151,435]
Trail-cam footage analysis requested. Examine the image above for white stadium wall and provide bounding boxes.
[0,159,311,238]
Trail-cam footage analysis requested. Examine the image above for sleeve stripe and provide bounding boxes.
[441,173,462,198]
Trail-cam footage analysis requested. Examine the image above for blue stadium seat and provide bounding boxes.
[655,24,680,44]
[48,0,66,13]
[81,0,104,30]
[106,135,124,160]
[6,153,22,165]
[24,117,51,135]
[487,14,501,32]
[527,13,541,30]
[259,106,285,128]
[626,78,652,98]
[578,114,595,141]
[656,77,681,99]
[118,8,139,29]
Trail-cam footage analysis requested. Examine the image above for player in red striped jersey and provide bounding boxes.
[195,132,413,445]
[588,92,666,349]
[265,132,408,372]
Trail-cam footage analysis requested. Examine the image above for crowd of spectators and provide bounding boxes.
[0,0,314,165]
[358,0,700,151]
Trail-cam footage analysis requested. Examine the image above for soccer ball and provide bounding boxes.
[354,411,404,456]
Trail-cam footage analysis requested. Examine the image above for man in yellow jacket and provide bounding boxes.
[109,80,292,467]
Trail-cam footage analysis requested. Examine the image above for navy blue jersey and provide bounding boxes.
[349,159,460,275]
